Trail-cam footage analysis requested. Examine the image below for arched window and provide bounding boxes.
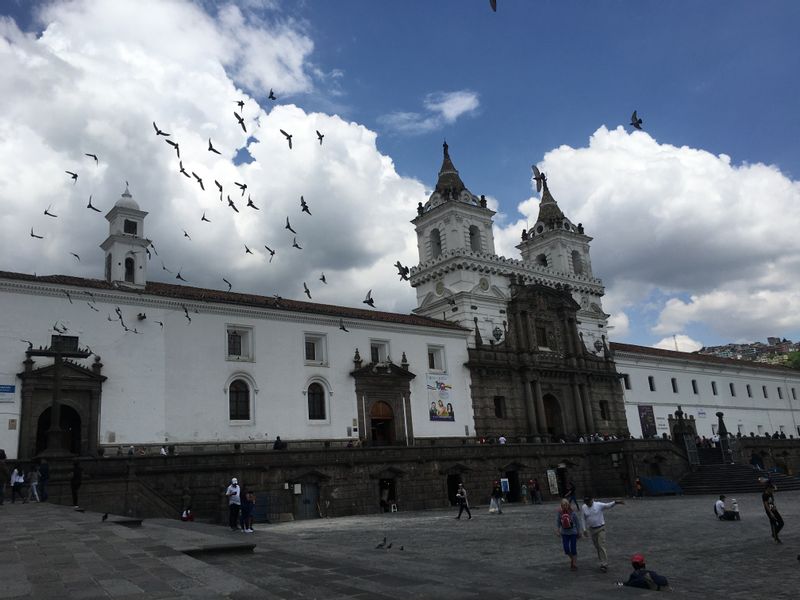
[229,379,250,420]
[430,228,442,258]
[469,225,481,252]
[572,250,583,275]
[536,254,548,267]
[599,400,610,421]
[105,254,112,282]
[307,383,325,420]
[124,257,135,282]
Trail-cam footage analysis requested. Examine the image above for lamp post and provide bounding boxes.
[716,411,731,464]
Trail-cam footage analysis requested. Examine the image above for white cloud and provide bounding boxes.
[379,89,479,135]
[492,126,800,343]
[0,0,423,315]
[653,334,703,353]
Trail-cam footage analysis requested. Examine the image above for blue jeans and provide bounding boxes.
[561,533,577,556]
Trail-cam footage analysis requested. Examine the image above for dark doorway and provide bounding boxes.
[36,405,82,455]
[379,478,396,511]
[504,471,520,502]
[556,466,568,496]
[370,401,394,446]
[294,483,320,520]
[446,474,463,505]
[543,395,563,438]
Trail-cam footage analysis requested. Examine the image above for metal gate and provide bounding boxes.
[295,482,320,520]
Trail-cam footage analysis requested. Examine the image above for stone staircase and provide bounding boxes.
[679,463,800,495]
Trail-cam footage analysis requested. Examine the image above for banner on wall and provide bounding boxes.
[427,374,454,421]
[637,405,657,438]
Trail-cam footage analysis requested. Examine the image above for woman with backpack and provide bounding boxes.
[556,498,580,570]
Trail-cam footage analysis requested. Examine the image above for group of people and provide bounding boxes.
[225,477,256,533]
[0,459,50,504]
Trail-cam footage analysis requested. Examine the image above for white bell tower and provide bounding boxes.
[100,185,150,288]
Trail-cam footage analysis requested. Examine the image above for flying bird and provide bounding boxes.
[244,244,253,255]
[65,171,78,183]
[87,303,99,312]
[363,290,375,308]
[153,121,170,136]
[227,195,239,213]
[178,161,190,178]
[87,195,101,212]
[292,237,302,250]
[181,304,192,323]
[285,217,296,234]
[279,129,293,149]
[235,99,244,110]
[338,318,349,332]
[20,339,34,350]
[160,260,173,273]
[215,179,223,192]
[234,111,247,132]
[630,110,643,130]
[176,270,188,282]
[155,320,164,329]
[531,165,547,193]
[268,89,277,101]
[303,282,311,299]
[394,261,410,281]
[183,230,192,240]
[150,241,159,256]
[44,205,57,218]
[30,228,43,239]
[490,0,497,11]
[166,139,180,158]
[188,172,205,191]
[208,138,221,155]
[63,290,73,304]
[316,130,324,145]
[300,196,311,215]
[70,252,81,262]
[223,278,232,292]
[246,195,259,210]
[201,211,211,223]
[234,181,247,196]
[264,245,275,262]
[85,153,99,164]
[320,273,327,284]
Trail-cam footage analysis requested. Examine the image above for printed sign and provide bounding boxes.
[0,384,14,403]
[655,416,668,430]
[427,374,454,421]
[500,478,510,493]
[697,409,707,418]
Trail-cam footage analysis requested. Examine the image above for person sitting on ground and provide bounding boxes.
[623,553,670,591]
[714,494,739,521]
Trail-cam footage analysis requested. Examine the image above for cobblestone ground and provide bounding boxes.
[1,491,797,599]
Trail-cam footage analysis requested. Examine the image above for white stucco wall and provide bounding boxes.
[615,350,800,439]
[0,276,472,459]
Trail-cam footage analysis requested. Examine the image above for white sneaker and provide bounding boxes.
[247,528,254,533]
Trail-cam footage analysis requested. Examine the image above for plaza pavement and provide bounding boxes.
[0,490,797,599]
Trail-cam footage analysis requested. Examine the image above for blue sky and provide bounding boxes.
[1,0,799,350]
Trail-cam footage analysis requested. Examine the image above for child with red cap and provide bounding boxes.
[622,554,670,591]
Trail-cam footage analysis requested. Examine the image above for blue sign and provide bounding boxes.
[0,385,15,393]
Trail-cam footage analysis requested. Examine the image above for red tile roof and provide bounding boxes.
[611,342,797,374]
[0,270,467,332]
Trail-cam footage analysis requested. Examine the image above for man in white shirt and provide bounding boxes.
[225,477,242,531]
[714,494,739,521]
[581,495,624,572]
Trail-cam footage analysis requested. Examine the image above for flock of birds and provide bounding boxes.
[26,87,417,342]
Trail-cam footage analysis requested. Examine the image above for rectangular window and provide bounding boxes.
[427,345,445,371]
[691,379,698,394]
[304,334,327,365]
[792,388,797,400]
[50,335,79,352]
[711,381,718,395]
[762,385,768,399]
[370,340,389,364]
[746,384,752,398]
[648,376,656,392]
[778,387,783,400]
[123,219,138,235]
[671,378,678,393]
[226,325,253,361]
[622,374,631,390]
[536,326,549,348]
[493,396,505,419]
[729,383,736,397]
[599,400,610,420]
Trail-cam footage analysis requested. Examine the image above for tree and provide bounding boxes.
[787,351,800,370]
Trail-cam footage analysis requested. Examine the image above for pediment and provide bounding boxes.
[499,461,527,472]
[351,362,416,380]
[289,469,330,482]
[18,359,106,382]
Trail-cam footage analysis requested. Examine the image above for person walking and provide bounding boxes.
[581,494,624,572]
[226,477,242,531]
[38,459,49,502]
[25,464,40,502]
[11,465,26,503]
[762,482,784,543]
[240,490,255,533]
[70,460,82,508]
[556,498,580,570]
[454,483,471,519]
[489,482,503,514]
[0,457,9,505]
[531,478,542,504]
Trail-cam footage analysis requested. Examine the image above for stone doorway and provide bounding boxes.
[543,394,563,438]
[36,405,82,455]
[370,401,394,446]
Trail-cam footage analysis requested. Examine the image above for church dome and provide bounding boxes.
[114,184,140,210]
[421,142,481,213]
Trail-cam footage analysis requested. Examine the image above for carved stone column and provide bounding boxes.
[572,381,587,434]
[522,371,537,435]
[533,379,547,436]
[580,383,595,432]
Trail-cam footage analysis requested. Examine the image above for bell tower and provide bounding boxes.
[100,185,150,288]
